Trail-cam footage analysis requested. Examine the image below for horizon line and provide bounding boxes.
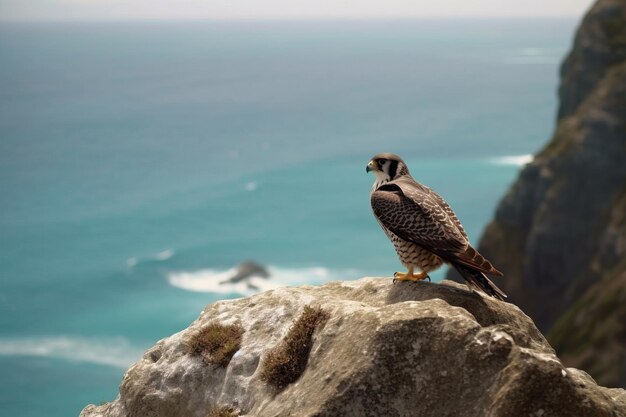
[0,15,583,23]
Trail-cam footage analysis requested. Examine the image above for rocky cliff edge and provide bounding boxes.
[81,278,626,417]
[453,0,626,387]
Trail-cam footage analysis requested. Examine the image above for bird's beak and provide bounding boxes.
[366,160,376,173]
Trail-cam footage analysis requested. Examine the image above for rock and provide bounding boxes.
[220,261,270,290]
[549,266,626,389]
[448,0,626,387]
[558,0,626,119]
[80,278,626,417]
[546,186,626,387]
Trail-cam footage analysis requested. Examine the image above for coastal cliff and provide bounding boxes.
[80,278,626,417]
[449,0,626,387]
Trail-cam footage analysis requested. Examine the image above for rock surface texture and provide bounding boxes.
[449,0,626,387]
[80,278,626,417]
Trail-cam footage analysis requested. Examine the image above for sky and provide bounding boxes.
[0,0,594,21]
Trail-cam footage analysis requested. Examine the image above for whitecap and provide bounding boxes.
[167,266,356,295]
[153,249,174,261]
[507,56,560,65]
[127,249,174,269]
[245,181,258,191]
[489,154,533,166]
[504,48,560,65]
[0,336,144,368]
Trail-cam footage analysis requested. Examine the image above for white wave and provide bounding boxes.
[508,56,560,65]
[168,266,356,295]
[0,336,144,368]
[154,249,174,261]
[489,154,533,166]
[127,249,174,268]
[504,48,559,65]
[245,181,258,191]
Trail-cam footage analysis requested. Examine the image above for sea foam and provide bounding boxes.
[167,266,357,296]
[505,48,560,65]
[0,336,144,368]
[127,249,175,268]
[489,154,534,166]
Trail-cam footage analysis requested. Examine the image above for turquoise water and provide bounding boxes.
[0,19,576,416]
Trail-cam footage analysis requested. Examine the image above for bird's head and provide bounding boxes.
[366,153,409,184]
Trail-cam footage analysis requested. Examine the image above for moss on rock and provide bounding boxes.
[260,305,329,390]
[187,322,244,367]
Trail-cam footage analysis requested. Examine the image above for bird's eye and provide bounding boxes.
[378,159,387,165]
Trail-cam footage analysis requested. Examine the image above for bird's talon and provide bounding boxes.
[393,271,428,282]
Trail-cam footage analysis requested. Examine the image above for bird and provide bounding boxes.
[366,153,507,300]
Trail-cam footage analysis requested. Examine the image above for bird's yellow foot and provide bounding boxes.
[393,271,431,283]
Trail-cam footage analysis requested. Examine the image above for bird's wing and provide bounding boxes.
[371,179,502,276]
[371,180,468,254]
[414,182,469,240]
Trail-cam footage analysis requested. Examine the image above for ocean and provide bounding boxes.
[0,18,576,416]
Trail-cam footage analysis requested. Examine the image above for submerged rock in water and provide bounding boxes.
[220,260,270,287]
[80,278,626,417]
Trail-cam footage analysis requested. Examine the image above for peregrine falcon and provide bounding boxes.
[366,153,507,300]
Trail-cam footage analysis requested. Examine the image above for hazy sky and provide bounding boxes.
[0,0,594,21]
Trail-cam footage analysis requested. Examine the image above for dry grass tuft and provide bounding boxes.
[205,405,240,417]
[260,305,329,390]
[187,322,244,367]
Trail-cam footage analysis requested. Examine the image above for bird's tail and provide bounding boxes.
[453,264,507,301]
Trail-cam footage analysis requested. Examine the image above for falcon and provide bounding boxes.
[366,153,506,300]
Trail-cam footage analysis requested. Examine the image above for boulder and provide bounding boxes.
[80,278,626,417]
